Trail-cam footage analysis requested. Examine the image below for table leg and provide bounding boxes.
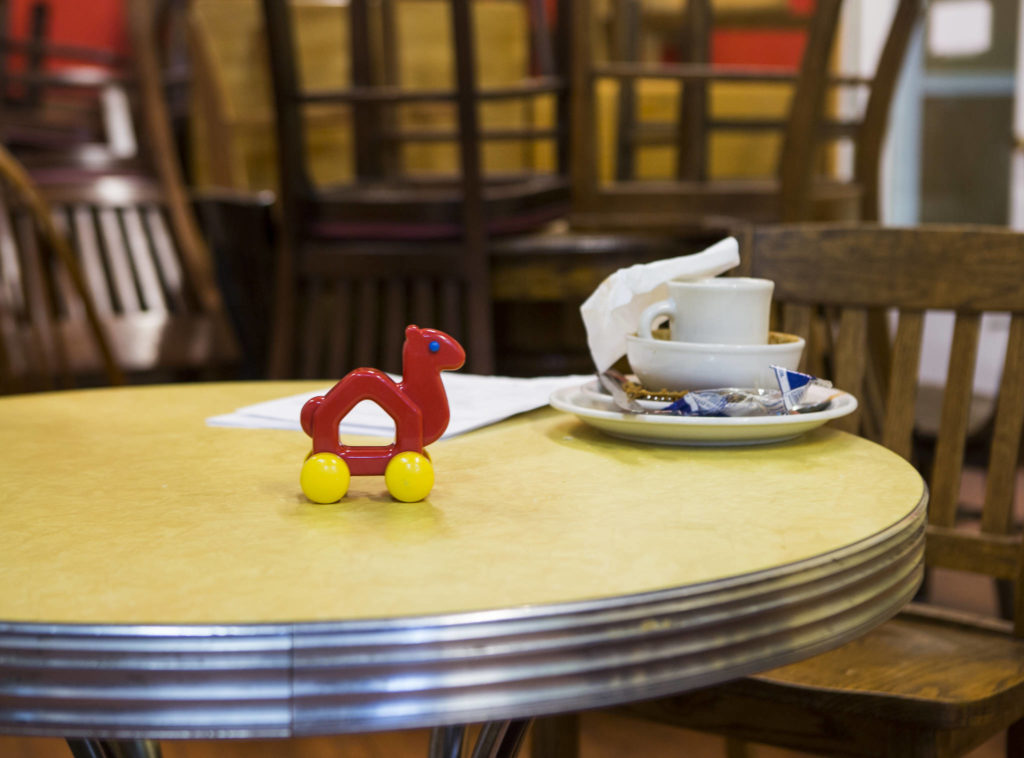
[429,725,466,758]
[66,727,524,758]
[429,719,530,758]
[469,720,530,758]
[66,740,162,758]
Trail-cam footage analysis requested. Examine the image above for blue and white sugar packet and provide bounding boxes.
[666,388,785,417]
[663,366,834,417]
[772,365,834,413]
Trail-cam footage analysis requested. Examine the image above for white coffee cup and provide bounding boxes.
[638,277,774,345]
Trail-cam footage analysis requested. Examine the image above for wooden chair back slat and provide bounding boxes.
[440,279,463,338]
[71,206,113,315]
[353,279,379,370]
[830,306,867,435]
[779,303,817,378]
[121,207,168,314]
[880,309,924,461]
[1016,562,1024,636]
[0,197,24,314]
[675,0,710,182]
[777,0,842,222]
[300,282,329,379]
[383,279,406,370]
[349,0,385,181]
[293,284,316,379]
[326,282,354,378]
[863,309,893,437]
[612,0,640,183]
[97,207,143,314]
[3,211,37,391]
[15,212,62,389]
[981,314,1024,535]
[48,211,86,324]
[142,207,190,315]
[780,303,812,346]
[928,314,981,528]
[411,279,434,329]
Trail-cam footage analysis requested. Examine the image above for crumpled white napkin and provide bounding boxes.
[580,237,741,371]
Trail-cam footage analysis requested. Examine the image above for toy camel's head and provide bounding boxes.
[404,325,466,373]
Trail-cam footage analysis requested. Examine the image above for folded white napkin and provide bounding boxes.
[207,373,591,438]
[580,237,741,371]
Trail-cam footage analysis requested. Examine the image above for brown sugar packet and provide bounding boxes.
[621,380,689,403]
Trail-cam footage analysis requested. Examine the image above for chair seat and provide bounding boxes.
[570,178,863,233]
[490,226,714,300]
[304,175,571,240]
[77,314,239,373]
[0,312,240,378]
[622,606,1024,741]
[754,611,1024,723]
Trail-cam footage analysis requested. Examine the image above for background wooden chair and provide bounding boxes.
[187,0,690,379]
[569,0,921,233]
[0,143,122,394]
[261,0,573,377]
[0,0,239,384]
[564,224,1024,758]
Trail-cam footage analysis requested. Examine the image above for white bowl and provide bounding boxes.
[626,331,805,391]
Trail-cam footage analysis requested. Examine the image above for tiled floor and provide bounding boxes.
[1,467,1015,758]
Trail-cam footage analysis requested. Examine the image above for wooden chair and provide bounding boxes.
[261,0,572,376]
[558,224,1024,758]
[55,0,237,380]
[569,0,922,233]
[0,143,122,393]
[0,0,240,384]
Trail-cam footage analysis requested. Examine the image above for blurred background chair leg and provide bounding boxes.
[529,714,578,758]
[66,740,162,758]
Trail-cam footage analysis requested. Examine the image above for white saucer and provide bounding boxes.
[549,383,858,446]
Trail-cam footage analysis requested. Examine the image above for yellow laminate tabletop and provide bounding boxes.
[0,381,925,627]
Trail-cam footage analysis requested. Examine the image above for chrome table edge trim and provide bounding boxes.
[0,492,927,739]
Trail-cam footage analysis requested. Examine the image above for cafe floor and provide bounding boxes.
[0,468,1010,758]
[0,709,1006,758]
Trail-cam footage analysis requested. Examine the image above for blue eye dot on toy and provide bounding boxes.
[429,340,440,353]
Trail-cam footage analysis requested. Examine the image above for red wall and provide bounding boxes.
[7,0,127,56]
[654,1,814,67]
[713,0,816,67]
[13,0,810,68]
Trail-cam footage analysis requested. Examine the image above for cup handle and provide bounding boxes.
[638,299,676,339]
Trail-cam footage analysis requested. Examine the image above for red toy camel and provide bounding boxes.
[299,325,466,503]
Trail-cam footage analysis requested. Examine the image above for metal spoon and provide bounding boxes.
[792,398,832,414]
[597,371,646,413]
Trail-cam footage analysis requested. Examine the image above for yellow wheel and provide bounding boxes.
[301,452,350,504]
[384,451,434,502]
